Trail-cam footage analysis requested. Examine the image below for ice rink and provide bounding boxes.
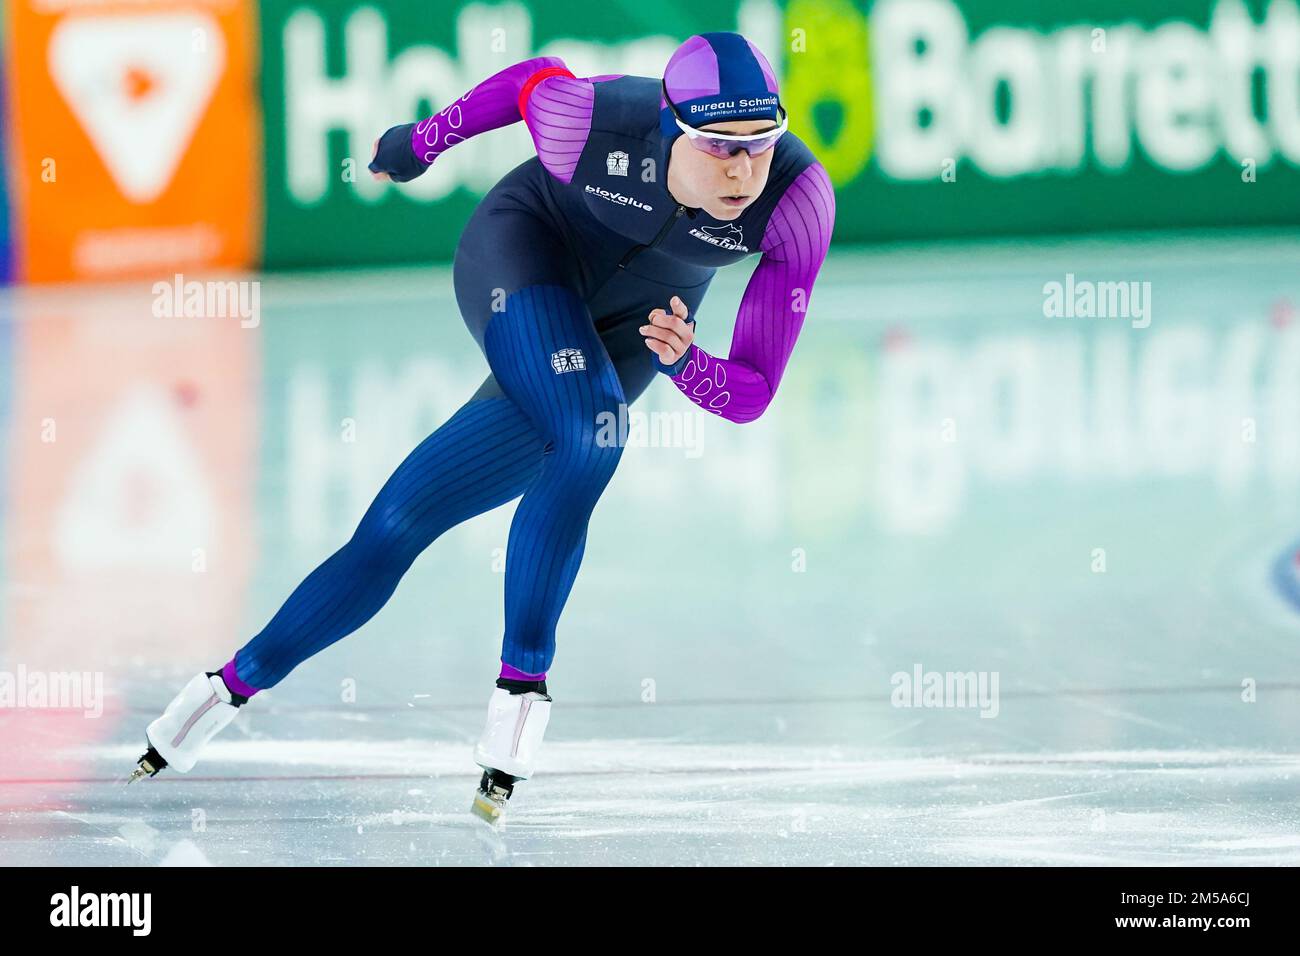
[2,230,1299,865]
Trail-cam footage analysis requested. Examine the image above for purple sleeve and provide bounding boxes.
[520,74,597,183]
[407,57,597,185]
[666,163,836,424]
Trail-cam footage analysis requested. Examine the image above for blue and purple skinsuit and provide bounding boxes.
[218,33,836,698]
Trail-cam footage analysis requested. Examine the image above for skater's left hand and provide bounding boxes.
[368,123,430,183]
[641,295,695,365]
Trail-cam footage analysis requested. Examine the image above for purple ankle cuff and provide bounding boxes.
[222,658,260,698]
[499,660,547,681]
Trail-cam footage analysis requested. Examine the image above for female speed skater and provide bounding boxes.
[130,32,836,822]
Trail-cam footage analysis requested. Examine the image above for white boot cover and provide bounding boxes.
[146,673,240,773]
[473,687,552,780]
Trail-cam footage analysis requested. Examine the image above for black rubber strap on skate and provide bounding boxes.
[207,670,250,707]
[140,745,168,774]
[495,676,549,697]
[480,769,518,798]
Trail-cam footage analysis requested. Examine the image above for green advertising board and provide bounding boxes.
[261,0,1300,268]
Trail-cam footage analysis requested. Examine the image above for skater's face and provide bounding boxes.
[668,119,776,221]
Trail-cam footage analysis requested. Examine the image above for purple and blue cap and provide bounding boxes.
[659,32,783,144]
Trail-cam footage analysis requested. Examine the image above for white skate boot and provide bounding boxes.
[470,684,552,824]
[127,671,246,782]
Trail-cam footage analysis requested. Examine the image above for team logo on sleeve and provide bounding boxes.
[551,347,586,373]
[605,150,629,176]
[690,223,749,252]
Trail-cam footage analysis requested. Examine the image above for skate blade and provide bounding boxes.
[470,790,505,825]
[125,749,167,790]
[126,754,161,785]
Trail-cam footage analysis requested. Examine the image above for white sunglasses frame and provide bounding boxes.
[671,108,789,144]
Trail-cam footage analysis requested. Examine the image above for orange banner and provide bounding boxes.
[5,0,261,282]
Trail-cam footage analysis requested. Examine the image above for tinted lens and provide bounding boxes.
[690,131,783,159]
[737,133,783,156]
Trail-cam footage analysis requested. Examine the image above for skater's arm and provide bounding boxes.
[660,163,835,424]
[368,57,598,184]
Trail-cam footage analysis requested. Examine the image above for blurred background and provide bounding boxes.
[1,0,1299,865]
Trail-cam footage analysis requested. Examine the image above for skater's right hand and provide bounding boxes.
[645,295,697,376]
[368,123,430,183]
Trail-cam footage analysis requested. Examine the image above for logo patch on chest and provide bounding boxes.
[584,183,653,212]
[605,150,629,176]
[689,223,750,252]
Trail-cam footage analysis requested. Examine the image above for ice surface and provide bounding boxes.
[1,233,1299,865]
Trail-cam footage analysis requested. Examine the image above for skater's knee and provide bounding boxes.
[552,402,625,476]
[351,502,426,572]
[582,421,625,473]
[548,431,622,493]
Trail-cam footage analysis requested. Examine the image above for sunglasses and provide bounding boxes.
[662,81,788,158]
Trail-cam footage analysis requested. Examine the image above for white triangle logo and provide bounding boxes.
[53,384,216,570]
[48,14,226,204]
